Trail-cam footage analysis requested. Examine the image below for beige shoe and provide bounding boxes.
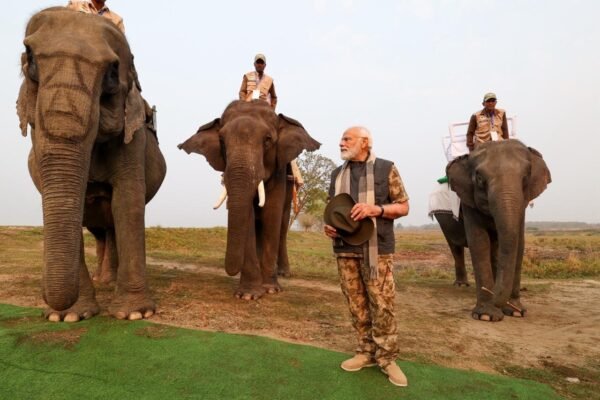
[340,354,376,372]
[382,363,408,387]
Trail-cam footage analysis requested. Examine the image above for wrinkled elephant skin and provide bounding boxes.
[179,100,320,299]
[17,8,166,322]
[447,140,551,322]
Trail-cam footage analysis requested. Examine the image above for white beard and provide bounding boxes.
[340,145,360,161]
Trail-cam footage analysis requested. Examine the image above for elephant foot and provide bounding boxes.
[92,270,116,285]
[44,299,100,323]
[277,264,291,278]
[109,292,155,320]
[277,270,292,278]
[471,304,504,322]
[263,283,282,295]
[234,286,266,301]
[453,279,470,287]
[502,298,527,318]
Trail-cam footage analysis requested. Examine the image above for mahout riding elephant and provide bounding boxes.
[447,140,551,321]
[17,8,166,322]
[178,100,320,300]
[432,212,469,286]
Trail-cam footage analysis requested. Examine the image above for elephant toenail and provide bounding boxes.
[48,313,61,322]
[128,312,143,320]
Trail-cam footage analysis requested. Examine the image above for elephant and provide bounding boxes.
[178,100,320,300]
[432,212,470,286]
[447,139,551,322]
[17,8,166,322]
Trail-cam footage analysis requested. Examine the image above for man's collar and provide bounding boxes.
[86,1,110,13]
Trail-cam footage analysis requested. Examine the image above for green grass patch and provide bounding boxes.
[0,303,561,400]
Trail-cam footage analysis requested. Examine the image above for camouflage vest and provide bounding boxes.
[473,108,506,145]
[244,72,273,104]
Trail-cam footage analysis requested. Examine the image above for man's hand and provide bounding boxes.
[350,203,380,221]
[324,224,338,239]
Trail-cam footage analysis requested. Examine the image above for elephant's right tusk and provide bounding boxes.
[258,180,265,207]
[213,186,228,210]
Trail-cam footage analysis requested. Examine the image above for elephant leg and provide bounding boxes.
[258,180,286,294]
[91,228,118,284]
[449,244,469,287]
[108,161,155,320]
[462,207,503,322]
[89,227,107,281]
[236,216,266,300]
[45,232,100,322]
[503,219,527,317]
[277,180,293,278]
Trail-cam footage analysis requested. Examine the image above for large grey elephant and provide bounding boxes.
[447,140,551,321]
[178,100,320,300]
[17,8,166,322]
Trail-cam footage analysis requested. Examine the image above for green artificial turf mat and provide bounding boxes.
[0,303,561,400]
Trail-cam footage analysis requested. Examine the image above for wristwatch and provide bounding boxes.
[379,205,385,217]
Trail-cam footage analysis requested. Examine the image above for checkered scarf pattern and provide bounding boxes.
[334,152,379,280]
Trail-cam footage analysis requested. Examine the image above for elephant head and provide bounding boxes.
[178,100,320,276]
[447,140,551,213]
[447,139,551,309]
[16,8,146,311]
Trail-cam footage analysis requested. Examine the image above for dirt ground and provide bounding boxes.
[153,258,600,375]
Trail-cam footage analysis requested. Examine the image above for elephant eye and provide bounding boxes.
[264,134,273,148]
[475,173,486,188]
[102,61,120,95]
[25,46,39,83]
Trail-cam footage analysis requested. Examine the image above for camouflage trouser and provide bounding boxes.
[336,254,399,367]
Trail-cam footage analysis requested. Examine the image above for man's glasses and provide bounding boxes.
[485,99,497,103]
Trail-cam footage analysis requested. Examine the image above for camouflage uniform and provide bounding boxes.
[337,254,397,366]
[334,164,408,368]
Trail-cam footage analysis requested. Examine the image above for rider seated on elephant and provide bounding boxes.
[239,53,303,189]
[466,92,509,152]
[66,0,124,33]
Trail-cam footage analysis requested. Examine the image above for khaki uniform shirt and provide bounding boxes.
[66,1,125,33]
[466,108,509,150]
[239,72,277,110]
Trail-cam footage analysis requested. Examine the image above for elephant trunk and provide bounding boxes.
[491,192,525,307]
[223,162,261,276]
[39,144,89,311]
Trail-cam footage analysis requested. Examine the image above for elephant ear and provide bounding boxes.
[124,84,146,144]
[447,155,475,208]
[177,118,226,172]
[527,147,551,201]
[276,114,321,168]
[16,80,30,137]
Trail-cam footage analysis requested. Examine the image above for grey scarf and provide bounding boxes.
[334,152,379,280]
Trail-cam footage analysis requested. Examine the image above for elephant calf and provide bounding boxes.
[447,140,551,322]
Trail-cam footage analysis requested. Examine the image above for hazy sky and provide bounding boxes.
[1,0,599,227]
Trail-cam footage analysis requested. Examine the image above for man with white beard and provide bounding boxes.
[323,126,410,387]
